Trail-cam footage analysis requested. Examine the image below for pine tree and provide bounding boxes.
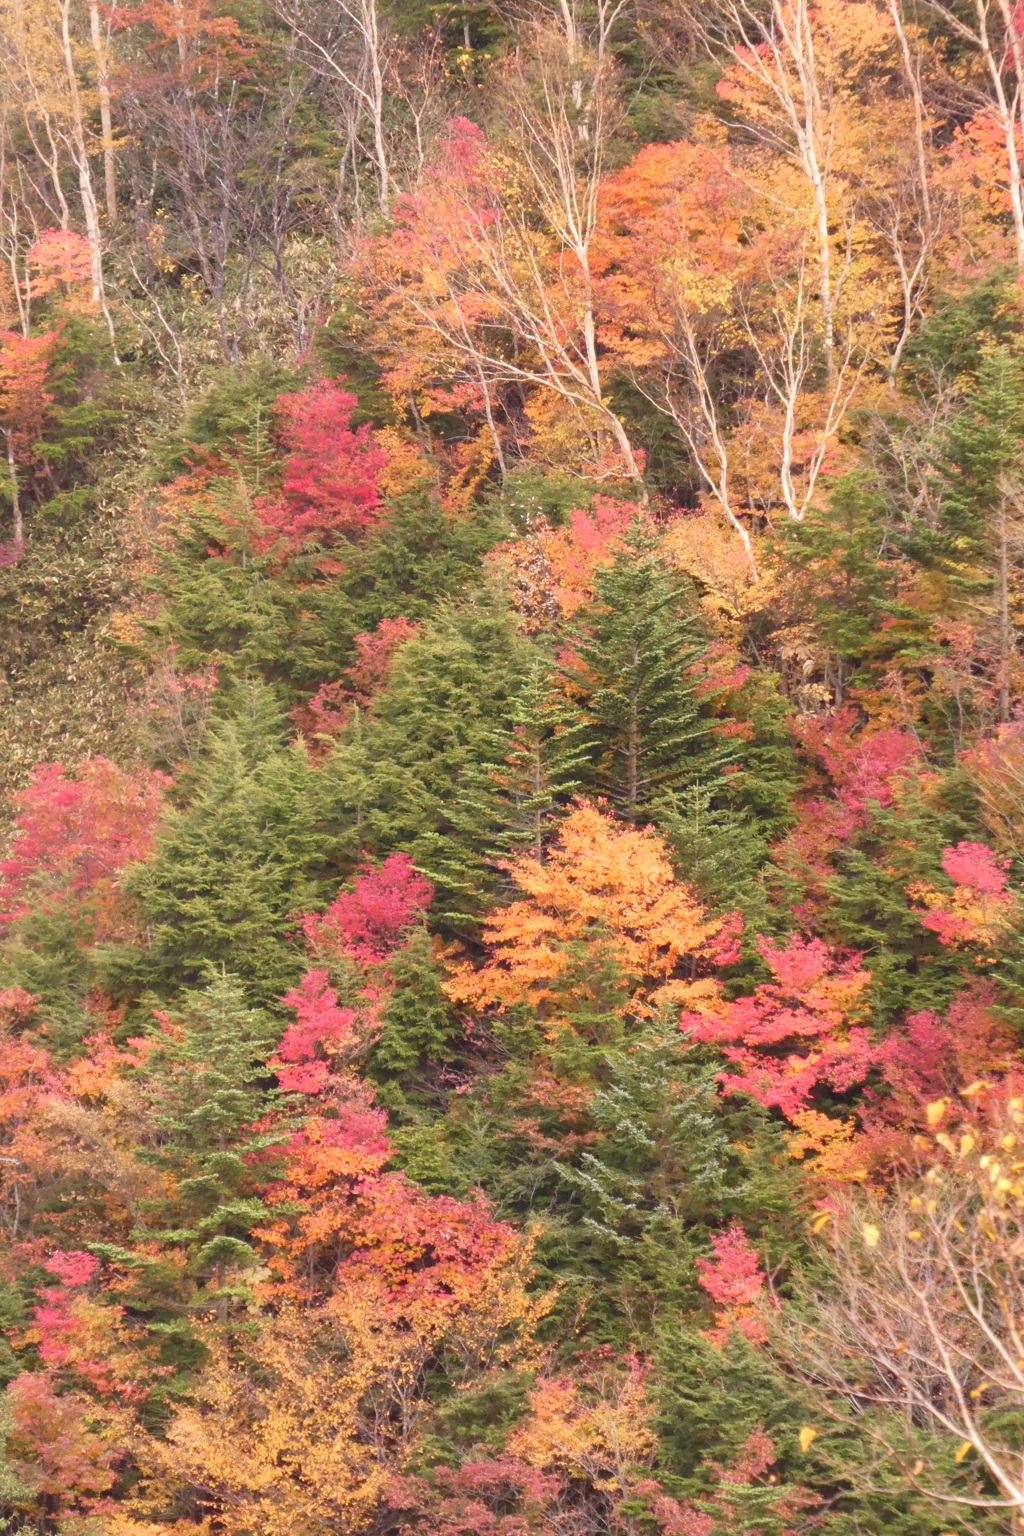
[549,1029,796,1334]
[132,972,284,1316]
[490,659,588,862]
[936,346,1024,565]
[782,475,907,707]
[368,926,457,1092]
[118,691,333,1002]
[561,524,727,824]
[926,347,1024,723]
[323,593,535,922]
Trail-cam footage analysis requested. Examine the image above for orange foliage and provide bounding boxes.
[508,1354,658,1499]
[445,801,731,1030]
[129,1249,549,1536]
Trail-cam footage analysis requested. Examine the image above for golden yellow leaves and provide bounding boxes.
[788,1109,866,1184]
[662,513,771,637]
[444,801,728,1031]
[908,876,1014,950]
[128,1241,552,1536]
[509,1361,658,1494]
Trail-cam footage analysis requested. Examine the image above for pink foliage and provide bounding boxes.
[918,907,976,946]
[708,911,744,966]
[277,857,433,1094]
[273,970,368,1094]
[30,1252,121,1397]
[32,1290,84,1369]
[6,1371,117,1503]
[290,680,353,742]
[868,985,1017,1128]
[302,853,434,966]
[254,381,389,556]
[43,1251,98,1289]
[653,1501,716,1536]
[683,936,876,1120]
[941,840,1010,895]
[939,111,1024,275]
[696,1223,768,1347]
[444,114,488,171]
[346,616,421,704]
[255,1084,519,1316]
[391,1454,561,1536]
[795,709,920,815]
[391,117,494,224]
[915,841,1014,948]
[777,710,922,919]
[721,1427,777,1485]
[0,758,168,935]
[696,1223,765,1309]
[290,617,420,745]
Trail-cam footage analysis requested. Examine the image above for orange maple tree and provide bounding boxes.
[0,328,58,547]
[444,800,734,1031]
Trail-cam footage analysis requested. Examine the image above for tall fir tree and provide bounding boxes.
[934,346,1024,570]
[561,524,727,824]
[322,593,536,922]
[928,346,1024,723]
[782,475,907,708]
[131,972,284,1314]
[117,690,333,1002]
[490,659,588,862]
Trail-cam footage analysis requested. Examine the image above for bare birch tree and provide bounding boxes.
[0,0,117,341]
[776,1092,1024,1533]
[268,0,395,219]
[907,0,1024,277]
[361,16,645,484]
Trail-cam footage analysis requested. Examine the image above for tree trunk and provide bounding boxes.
[4,433,22,545]
[998,500,1011,724]
[89,0,117,220]
[58,0,118,350]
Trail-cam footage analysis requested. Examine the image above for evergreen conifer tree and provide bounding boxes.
[132,972,284,1314]
[783,476,907,707]
[936,346,1024,570]
[927,347,1024,723]
[118,692,332,1001]
[490,660,588,862]
[561,524,727,824]
[323,594,535,921]
[369,926,457,1093]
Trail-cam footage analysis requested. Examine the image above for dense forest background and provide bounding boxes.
[2,0,1024,1530]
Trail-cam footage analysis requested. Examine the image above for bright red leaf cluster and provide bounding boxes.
[254,381,390,558]
[0,758,168,938]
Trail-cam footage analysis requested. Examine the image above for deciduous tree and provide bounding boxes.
[445,800,731,1032]
[777,1088,1024,1532]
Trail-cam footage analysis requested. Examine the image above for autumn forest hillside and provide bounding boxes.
[3,0,1024,1530]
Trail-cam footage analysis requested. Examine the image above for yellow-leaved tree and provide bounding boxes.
[444,800,730,1036]
[121,1245,550,1536]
